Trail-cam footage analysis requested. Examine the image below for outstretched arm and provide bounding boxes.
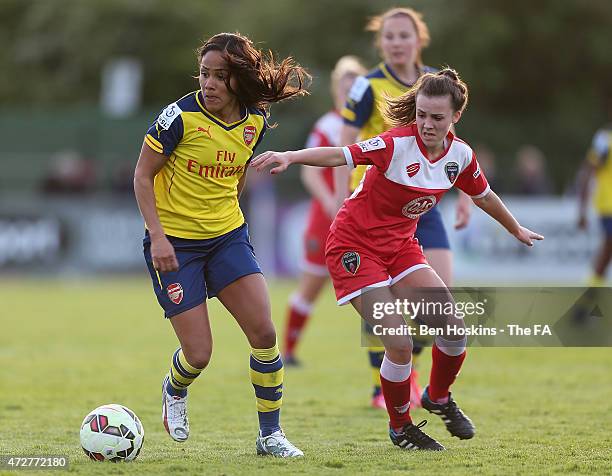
[472,190,544,246]
[251,147,346,174]
[334,124,361,208]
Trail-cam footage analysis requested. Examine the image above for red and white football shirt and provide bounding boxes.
[302,110,342,274]
[326,123,489,304]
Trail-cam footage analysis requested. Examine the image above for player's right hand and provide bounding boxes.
[577,214,588,230]
[151,236,179,273]
[513,226,544,246]
[251,151,292,174]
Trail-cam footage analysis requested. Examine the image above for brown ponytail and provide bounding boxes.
[197,32,311,117]
[383,68,469,128]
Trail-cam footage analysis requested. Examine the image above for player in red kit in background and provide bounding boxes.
[252,68,543,450]
[283,56,367,366]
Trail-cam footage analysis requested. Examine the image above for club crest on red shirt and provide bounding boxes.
[406,163,420,177]
[445,161,459,183]
[243,125,256,146]
[167,283,183,305]
[341,251,361,275]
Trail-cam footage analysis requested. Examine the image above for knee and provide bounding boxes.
[385,339,413,364]
[444,315,466,339]
[249,327,277,350]
[182,346,212,370]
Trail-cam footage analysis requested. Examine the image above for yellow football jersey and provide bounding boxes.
[587,127,612,215]
[144,91,267,239]
[341,63,436,190]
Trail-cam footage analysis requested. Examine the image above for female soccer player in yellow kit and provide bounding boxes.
[134,32,309,457]
[578,120,612,286]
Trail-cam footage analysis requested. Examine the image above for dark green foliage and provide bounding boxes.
[1,0,611,191]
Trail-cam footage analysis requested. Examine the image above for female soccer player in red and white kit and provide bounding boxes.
[283,56,366,365]
[339,7,473,409]
[253,69,543,450]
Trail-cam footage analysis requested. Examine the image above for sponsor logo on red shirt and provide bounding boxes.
[406,163,420,177]
[401,195,437,219]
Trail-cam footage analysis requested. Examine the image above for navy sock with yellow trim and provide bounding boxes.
[250,344,283,437]
[166,348,204,397]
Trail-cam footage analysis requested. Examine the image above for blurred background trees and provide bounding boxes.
[1,0,611,193]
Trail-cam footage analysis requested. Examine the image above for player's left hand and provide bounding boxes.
[454,200,472,230]
[251,151,292,174]
[513,226,544,246]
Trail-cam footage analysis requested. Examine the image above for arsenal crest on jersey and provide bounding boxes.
[406,163,420,177]
[445,161,459,184]
[243,125,256,146]
[167,283,183,305]
[341,251,361,275]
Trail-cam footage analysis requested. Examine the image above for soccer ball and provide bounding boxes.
[80,404,144,462]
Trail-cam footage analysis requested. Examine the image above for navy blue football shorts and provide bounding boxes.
[143,223,262,318]
[414,205,450,250]
[601,216,612,237]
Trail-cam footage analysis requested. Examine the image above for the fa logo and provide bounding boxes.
[445,162,459,184]
[341,251,361,275]
[243,125,256,146]
[197,126,212,138]
[356,137,386,153]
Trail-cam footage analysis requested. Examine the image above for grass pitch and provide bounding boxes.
[1,277,611,475]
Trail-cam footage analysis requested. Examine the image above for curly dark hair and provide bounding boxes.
[197,32,311,117]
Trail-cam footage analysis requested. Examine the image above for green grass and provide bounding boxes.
[1,277,611,475]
